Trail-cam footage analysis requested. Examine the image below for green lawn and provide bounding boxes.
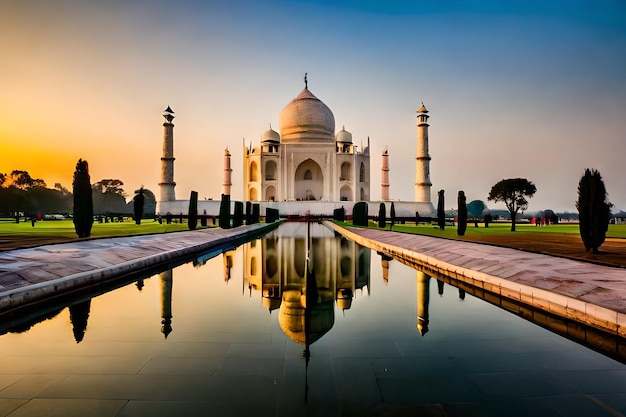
[0,218,196,239]
[337,221,626,239]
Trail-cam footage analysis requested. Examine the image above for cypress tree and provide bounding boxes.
[576,168,612,253]
[72,159,93,238]
[252,203,260,224]
[333,207,345,221]
[188,191,198,230]
[133,187,145,225]
[378,202,387,228]
[457,191,467,236]
[437,189,445,230]
[390,202,396,231]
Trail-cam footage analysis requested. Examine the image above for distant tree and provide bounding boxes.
[72,159,93,238]
[378,203,386,228]
[9,170,46,190]
[542,209,558,225]
[245,201,253,225]
[576,168,612,253]
[92,179,126,197]
[390,202,396,231]
[467,200,487,218]
[266,208,279,223]
[484,213,493,228]
[457,191,467,236]
[133,187,145,225]
[188,191,198,230]
[54,183,71,195]
[437,190,445,230]
[0,173,6,187]
[488,178,536,232]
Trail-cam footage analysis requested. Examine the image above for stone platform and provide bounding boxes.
[325,222,626,338]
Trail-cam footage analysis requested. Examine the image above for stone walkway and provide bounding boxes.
[326,222,626,338]
[0,223,279,313]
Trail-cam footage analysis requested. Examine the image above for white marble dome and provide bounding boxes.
[335,126,352,143]
[261,126,280,143]
[279,88,335,142]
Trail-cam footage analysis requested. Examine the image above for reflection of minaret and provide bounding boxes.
[380,253,392,285]
[223,148,232,196]
[223,250,234,283]
[414,103,432,203]
[159,106,176,203]
[437,279,444,296]
[381,147,390,201]
[69,299,91,343]
[160,270,173,338]
[416,271,430,336]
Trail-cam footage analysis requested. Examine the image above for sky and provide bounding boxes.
[2,0,625,213]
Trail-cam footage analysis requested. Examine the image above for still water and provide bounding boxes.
[1,223,626,417]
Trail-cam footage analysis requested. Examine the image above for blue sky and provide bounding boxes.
[2,0,625,212]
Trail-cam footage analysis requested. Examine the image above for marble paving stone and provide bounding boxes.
[0,375,25,392]
[224,342,286,359]
[0,399,27,416]
[215,357,285,378]
[138,356,222,376]
[552,369,626,394]
[377,374,473,403]
[471,371,578,398]
[0,374,66,399]
[591,394,626,416]
[543,394,624,417]
[5,398,127,417]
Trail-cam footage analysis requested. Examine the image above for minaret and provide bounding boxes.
[414,103,432,202]
[223,147,232,196]
[381,147,390,201]
[159,106,176,202]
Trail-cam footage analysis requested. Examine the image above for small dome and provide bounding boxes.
[417,103,428,113]
[261,126,280,143]
[335,126,352,143]
[279,88,335,142]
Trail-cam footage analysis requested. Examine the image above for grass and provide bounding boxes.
[338,220,626,239]
[0,219,203,250]
[336,220,626,268]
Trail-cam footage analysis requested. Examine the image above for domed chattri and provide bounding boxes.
[335,126,352,143]
[261,125,280,143]
[279,88,335,143]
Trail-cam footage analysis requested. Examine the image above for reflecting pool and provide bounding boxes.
[1,223,626,417]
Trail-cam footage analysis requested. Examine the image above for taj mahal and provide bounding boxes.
[157,76,435,218]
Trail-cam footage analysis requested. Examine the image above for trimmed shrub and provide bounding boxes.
[245,201,252,225]
[266,208,279,223]
[457,191,467,236]
[333,207,345,221]
[219,193,231,229]
[378,203,386,228]
[390,202,396,231]
[352,202,368,226]
[437,190,445,230]
[188,191,198,230]
[233,201,244,227]
[252,204,260,224]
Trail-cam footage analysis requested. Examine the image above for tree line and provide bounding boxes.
[0,169,156,218]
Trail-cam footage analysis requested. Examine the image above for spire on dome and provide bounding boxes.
[304,72,308,89]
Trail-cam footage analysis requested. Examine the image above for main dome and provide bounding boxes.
[279,88,335,143]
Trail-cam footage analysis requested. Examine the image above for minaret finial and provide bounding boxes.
[304,72,308,89]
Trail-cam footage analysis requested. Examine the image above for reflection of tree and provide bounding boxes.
[69,300,92,343]
[4,308,63,335]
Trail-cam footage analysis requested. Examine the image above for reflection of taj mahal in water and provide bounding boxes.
[243,222,371,345]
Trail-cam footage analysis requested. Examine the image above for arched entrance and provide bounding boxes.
[340,184,352,201]
[294,159,323,201]
[265,185,276,201]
